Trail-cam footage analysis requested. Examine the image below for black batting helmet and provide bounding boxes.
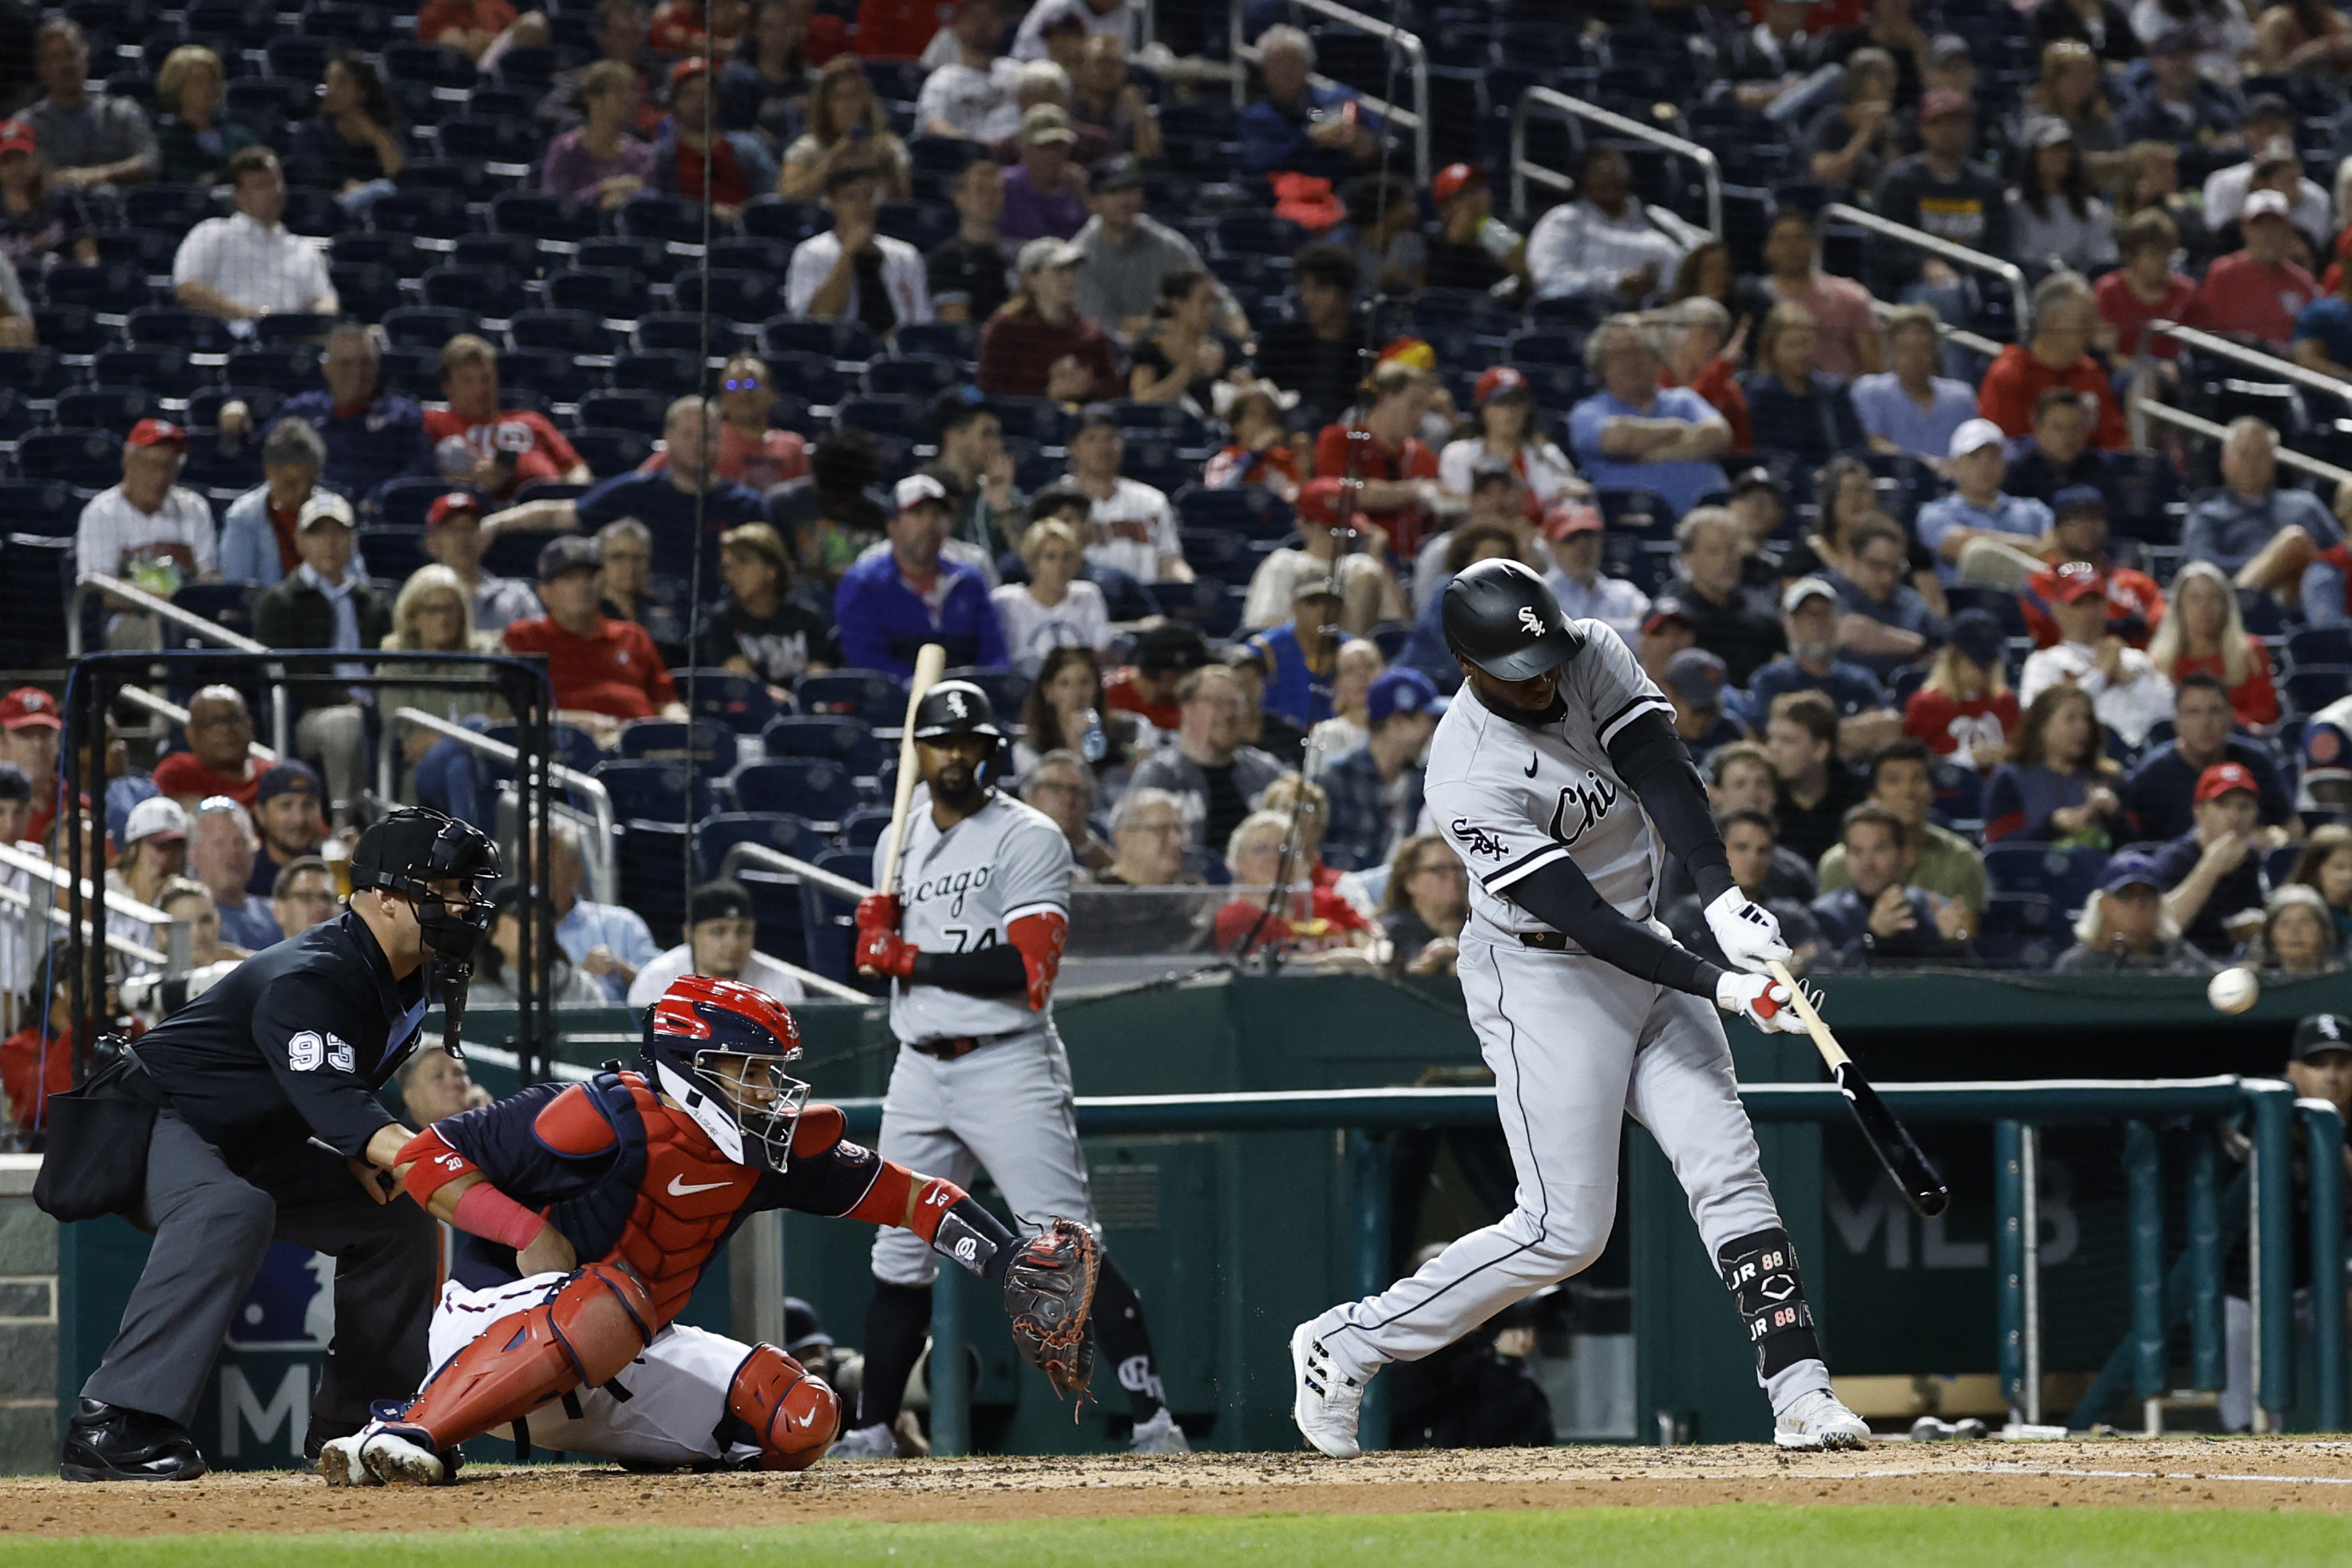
[1442,558,1587,680]
[911,679,1003,742]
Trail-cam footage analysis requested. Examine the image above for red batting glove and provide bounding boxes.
[856,893,902,942]
[857,926,917,980]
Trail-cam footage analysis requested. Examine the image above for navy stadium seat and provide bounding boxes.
[762,715,884,775]
[693,810,828,881]
[671,268,779,323]
[568,427,656,477]
[759,318,878,363]
[944,666,1028,719]
[796,669,909,723]
[0,349,66,398]
[616,716,736,763]
[55,386,162,436]
[670,669,782,733]
[224,345,322,394]
[546,268,644,319]
[489,191,604,244]
[450,232,542,277]
[42,261,152,314]
[18,430,124,489]
[1982,841,2108,913]
[739,196,826,244]
[372,477,461,529]
[577,389,673,435]
[420,265,531,319]
[594,759,726,823]
[0,481,81,537]
[863,355,960,396]
[509,309,619,356]
[94,346,209,398]
[1976,893,2062,969]
[730,758,861,824]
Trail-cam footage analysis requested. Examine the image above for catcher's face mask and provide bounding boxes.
[658,1051,811,1171]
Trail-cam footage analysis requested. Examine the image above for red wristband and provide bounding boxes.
[450,1181,549,1252]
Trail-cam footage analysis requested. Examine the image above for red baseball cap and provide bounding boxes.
[1921,89,1971,122]
[1542,500,1602,538]
[668,55,711,88]
[1296,475,1362,531]
[0,119,34,158]
[1431,162,1484,204]
[0,687,60,731]
[1475,364,1529,406]
[426,490,485,529]
[125,418,184,450]
[2049,560,2106,604]
[2196,761,2259,803]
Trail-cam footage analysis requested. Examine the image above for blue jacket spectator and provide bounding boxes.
[1914,418,2055,586]
[833,473,1008,676]
[268,322,433,501]
[217,419,368,588]
[1851,304,1980,459]
[1245,582,1344,731]
[2180,419,2338,578]
[1318,669,1443,873]
[1567,318,1733,519]
[1236,24,1382,182]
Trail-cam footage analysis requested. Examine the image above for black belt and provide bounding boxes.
[908,1028,1031,1060]
[1519,932,1574,952]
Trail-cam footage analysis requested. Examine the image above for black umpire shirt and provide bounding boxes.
[129,909,430,1174]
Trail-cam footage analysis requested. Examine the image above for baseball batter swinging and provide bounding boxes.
[1290,560,1871,1457]
[842,679,1189,1456]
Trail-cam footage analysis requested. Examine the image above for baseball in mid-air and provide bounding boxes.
[2208,968,2260,1015]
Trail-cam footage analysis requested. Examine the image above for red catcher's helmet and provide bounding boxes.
[642,975,810,1170]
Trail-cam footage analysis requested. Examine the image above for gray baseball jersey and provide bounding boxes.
[1424,620,1676,945]
[872,786,1074,1041]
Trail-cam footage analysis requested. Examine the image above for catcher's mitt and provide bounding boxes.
[1003,1217,1099,1406]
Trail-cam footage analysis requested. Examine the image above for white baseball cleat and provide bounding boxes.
[314,1434,377,1487]
[1289,1321,1366,1459]
[1129,1408,1190,1455]
[824,1422,899,1460]
[1774,1388,1871,1451]
[358,1428,449,1485]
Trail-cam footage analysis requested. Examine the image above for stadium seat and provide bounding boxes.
[450,231,542,279]
[368,188,475,240]
[172,582,259,641]
[763,350,848,407]
[671,267,780,323]
[577,389,673,435]
[593,758,725,823]
[225,345,323,395]
[618,818,691,944]
[619,192,727,247]
[694,810,829,881]
[670,668,782,733]
[0,480,82,538]
[762,715,885,775]
[2285,667,2352,716]
[0,537,72,671]
[42,261,152,315]
[2288,628,2352,669]
[796,669,909,723]
[509,309,620,356]
[0,348,66,398]
[758,318,879,363]
[18,430,125,489]
[95,346,210,398]
[730,758,861,825]
[489,191,604,245]
[798,847,873,979]
[1982,842,2108,913]
[546,268,646,319]
[93,227,182,276]
[55,386,162,437]
[612,351,705,394]
[893,322,978,362]
[575,235,670,279]
[435,115,540,168]
[617,716,736,764]
[838,806,894,850]
[635,312,750,355]
[863,355,960,397]
[355,525,429,583]
[421,265,532,319]
[739,196,826,244]
[1976,893,2062,969]
[834,394,930,441]
[568,427,656,477]
[944,666,1029,719]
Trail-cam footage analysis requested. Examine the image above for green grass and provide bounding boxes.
[10,1508,2352,1567]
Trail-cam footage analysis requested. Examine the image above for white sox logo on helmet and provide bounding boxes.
[1516,606,1546,636]
[945,689,968,718]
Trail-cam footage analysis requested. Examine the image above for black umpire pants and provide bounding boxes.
[81,1110,438,1433]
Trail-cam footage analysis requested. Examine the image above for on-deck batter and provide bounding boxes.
[841,679,1188,1457]
[1289,560,1871,1457]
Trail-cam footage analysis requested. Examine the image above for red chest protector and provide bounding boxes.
[535,1073,763,1330]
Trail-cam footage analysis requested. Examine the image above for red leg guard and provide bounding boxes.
[396,1263,655,1451]
[725,1342,840,1471]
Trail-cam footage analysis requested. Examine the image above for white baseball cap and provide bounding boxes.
[2243,188,2293,224]
[1947,417,2006,459]
[297,491,355,530]
[125,795,188,845]
[1780,576,1839,614]
[893,473,949,512]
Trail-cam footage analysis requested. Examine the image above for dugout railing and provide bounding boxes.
[1510,87,1724,243]
[814,1079,2334,1453]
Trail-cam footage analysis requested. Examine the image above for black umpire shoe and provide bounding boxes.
[60,1399,208,1482]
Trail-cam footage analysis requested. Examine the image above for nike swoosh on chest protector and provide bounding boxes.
[667,1175,735,1197]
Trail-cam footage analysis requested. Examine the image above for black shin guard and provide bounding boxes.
[1090,1253,1166,1423]
[1716,1227,1821,1379]
[854,1281,932,1429]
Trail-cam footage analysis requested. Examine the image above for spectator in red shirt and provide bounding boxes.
[975,236,1123,402]
[2146,558,2281,727]
[654,56,776,222]
[422,334,592,502]
[150,685,264,810]
[1103,620,1207,734]
[2096,208,2196,362]
[642,352,809,491]
[1903,608,2020,770]
[3,944,102,1135]
[647,0,740,54]
[418,0,550,66]
[2192,188,2320,352]
[1661,295,1752,450]
[1314,358,1443,558]
[1212,807,1373,956]
[0,687,65,849]
[1977,271,2128,448]
[503,535,687,741]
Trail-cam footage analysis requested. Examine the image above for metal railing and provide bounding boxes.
[2147,318,2352,406]
[1229,0,1429,189]
[116,686,279,766]
[379,707,616,905]
[2137,398,2352,489]
[68,574,295,758]
[0,841,174,968]
[714,842,874,1003]
[1823,203,2029,342]
[1511,87,1723,240]
[824,1075,2329,1451]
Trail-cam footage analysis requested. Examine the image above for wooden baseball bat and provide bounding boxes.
[1767,960,1950,1218]
[875,643,948,905]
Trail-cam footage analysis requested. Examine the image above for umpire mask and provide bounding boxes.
[350,809,504,964]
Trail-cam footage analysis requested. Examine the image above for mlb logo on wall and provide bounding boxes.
[194,1243,335,1464]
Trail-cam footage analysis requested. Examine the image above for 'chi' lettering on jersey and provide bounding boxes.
[1423,620,1674,948]
[872,789,1073,1039]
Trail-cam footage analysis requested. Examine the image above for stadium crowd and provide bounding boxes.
[0,0,2350,1138]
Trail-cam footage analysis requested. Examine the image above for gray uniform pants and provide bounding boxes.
[1314,939,1797,1385]
[867,1025,1097,1287]
[81,1110,439,1431]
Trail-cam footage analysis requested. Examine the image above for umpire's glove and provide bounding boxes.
[1705,887,1792,975]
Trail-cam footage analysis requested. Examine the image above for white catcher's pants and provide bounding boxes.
[424,1273,763,1466]
[1314,937,1796,1383]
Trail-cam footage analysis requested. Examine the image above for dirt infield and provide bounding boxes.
[8,1439,2352,1534]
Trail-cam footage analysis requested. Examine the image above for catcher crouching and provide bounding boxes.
[319,974,1096,1485]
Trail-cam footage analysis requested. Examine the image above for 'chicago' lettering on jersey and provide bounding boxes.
[1547,772,1619,849]
[909,864,993,919]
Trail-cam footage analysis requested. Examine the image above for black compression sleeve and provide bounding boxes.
[1606,710,1736,905]
[909,944,1028,996]
[1504,854,1726,1000]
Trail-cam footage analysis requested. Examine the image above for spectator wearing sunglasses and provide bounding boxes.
[642,353,810,494]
